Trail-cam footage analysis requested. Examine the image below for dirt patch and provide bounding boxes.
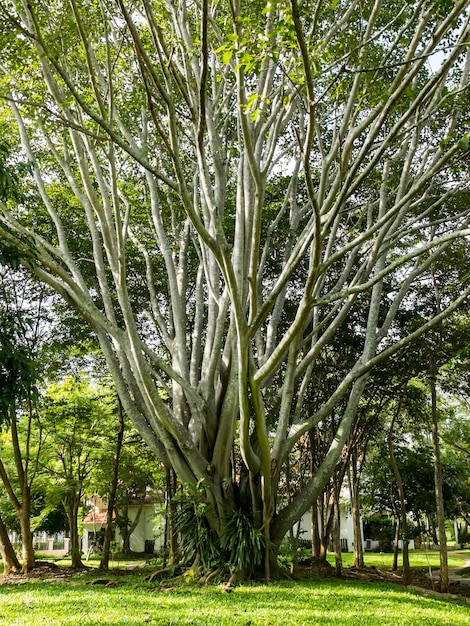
[0,561,85,585]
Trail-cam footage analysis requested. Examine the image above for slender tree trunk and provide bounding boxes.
[392,518,400,571]
[311,500,321,560]
[286,459,298,573]
[100,399,125,570]
[120,503,132,554]
[333,494,342,576]
[318,495,330,562]
[430,515,439,546]
[66,495,84,569]
[0,405,36,573]
[0,459,35,572]
[0,514,21,575]
[163,469,170,567]
[388,411,411,585]
[349,458,365,568]
[165,468,178,564]
[430,361,449,593]
[18,498,35,573]
[118,501,144,554]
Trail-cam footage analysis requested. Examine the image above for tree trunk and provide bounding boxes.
[100,399,125,570]
[388,411,411,585]
[66,495,84,569]
[118,500,144,554]
[311,501,321,560]
[4,0,470,584]
[18,499,35,573]
[392,519,400,572]
[0,514,21,575]
[332,495,342,576]
[0,409,36,573]
[285,459,298,573]
[164,467,178,565]
[430,362,449,593]
[349,457,364,569]
[120,511,132,554]
[317,494,331,562]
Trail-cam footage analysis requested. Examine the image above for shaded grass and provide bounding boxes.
[0,576,469,625]
[35,553,150,570]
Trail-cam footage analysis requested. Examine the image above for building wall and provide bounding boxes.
[123,504,165,553]
[108,504,165,553]
[296,505,358,552]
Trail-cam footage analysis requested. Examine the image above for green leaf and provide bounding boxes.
[457,136,469,151]
[222,50,233,65]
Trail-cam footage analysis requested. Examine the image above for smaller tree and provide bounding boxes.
[110,437,163,556]
[99,397,125,570]
[38,375,114,568]
[0,317,39,572]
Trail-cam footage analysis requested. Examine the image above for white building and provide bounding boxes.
[81,496,165,555]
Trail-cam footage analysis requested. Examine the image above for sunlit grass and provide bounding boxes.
[0,576,469,625]
[1,551,470,624]
[327,550,469,570]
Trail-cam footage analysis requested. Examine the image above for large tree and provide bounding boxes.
[1,0,470,576]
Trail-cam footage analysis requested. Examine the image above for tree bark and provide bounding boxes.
[164,467,178,565]
[285,457,298,573]
[0,406,36,573]
[388,411,411,585]
[100,398,125,570]
[65,494,84,569]
[430,361,449,593]
[318,493,332,562]
[311,500,321,560]
[118,500,144,554]
[18,498,35,573]
[332,492,342,576]
[392,519,400,572]
[349,455,365,569]
[0,514,21,575]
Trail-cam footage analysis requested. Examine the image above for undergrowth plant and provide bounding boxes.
[222,508,264,573]
[172,481,220,571]
[172,480,264,576]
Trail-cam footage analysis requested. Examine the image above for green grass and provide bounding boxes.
[1,551,469,625]
[0,576,470,626]
[326,550,470,570]
[39,554,149,570]
[0,553,153,576]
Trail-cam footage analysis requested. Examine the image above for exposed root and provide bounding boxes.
[222,568,244,592]
[203,568,221,585]
[144,565,183,583]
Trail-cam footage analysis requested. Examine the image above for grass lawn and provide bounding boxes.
[1,575,470,626]
[1,551,470,625]
[24,548,469,574]
[36,554,145,570]
[326,549,470,570]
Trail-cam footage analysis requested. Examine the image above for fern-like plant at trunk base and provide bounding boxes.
[172,481,264,578]
[222,508,264,574]
[173,481,220,572]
